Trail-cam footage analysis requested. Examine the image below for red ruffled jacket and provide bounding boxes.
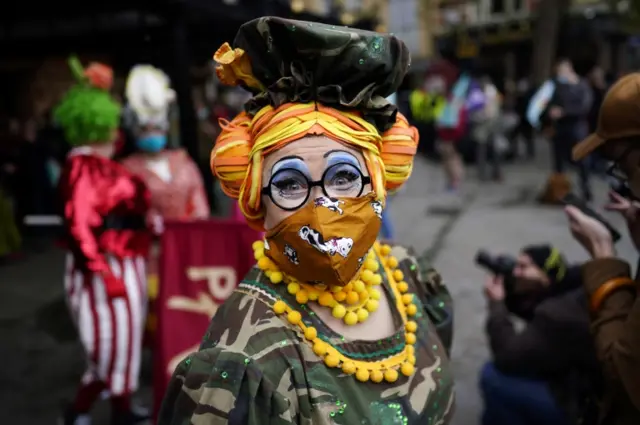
[59,151,152,297]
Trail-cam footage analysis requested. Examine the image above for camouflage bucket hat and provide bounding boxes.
[216,16,411,132]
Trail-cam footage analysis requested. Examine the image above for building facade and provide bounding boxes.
[435,0,633,83]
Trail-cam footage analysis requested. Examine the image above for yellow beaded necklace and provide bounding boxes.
[252,240,420,383]
[254,241,385,325]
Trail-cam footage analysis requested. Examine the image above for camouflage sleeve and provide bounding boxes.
[392,244,454,355]
[158,346,295,425]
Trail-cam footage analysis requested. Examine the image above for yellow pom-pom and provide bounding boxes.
[345,291,359,305]
[384,369,398,383]
[370,370,384,383]
[334,291,347,302]
[254,248,265,260]
[369,288,381,300]
[393,270,404,281]
[324,354,340,368]
[319,292,334,307]
[397,281,409,292]
[366,299,379,312]
[343,283,353,292]
[406,304,417,316]
[270,271,283,284]
[361,269,374,283]
[296,290,309,304]
[408,355,416,365]
[287,311,302,325]
[332,304,347,319]
[402,294,413,305]
[371,274,383,285]
[357,308,369,322]
[405,332,416,345]
[401,362,415,377]
[387,256,399,268]
[273,300,287,315]
[405,321,417,333]
[308,290,319,301]
[353,280,366,293]
[381,245,392,256]
[252,241,265,251]
[304,327,317,341]
[342,361,356,375]
[359,291,369,302]
[406,344,415,355]
[257,257,272,270]
[356,368,370,382]
[331,285,343,293]
[265,270,273,278]
[364,259,379,272]
[287,282,300,295]
[344,311,358,325]
[313,341,328,356]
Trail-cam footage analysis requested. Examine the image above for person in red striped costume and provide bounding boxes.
[55,57,159,425]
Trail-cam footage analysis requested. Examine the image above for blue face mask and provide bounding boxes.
[136,134,167,153]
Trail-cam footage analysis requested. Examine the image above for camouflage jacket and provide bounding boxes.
[158,244,455,425]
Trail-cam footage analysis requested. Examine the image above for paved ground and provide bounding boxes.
[1,141,637,424]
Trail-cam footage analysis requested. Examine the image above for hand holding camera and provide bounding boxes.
[565,206,615,259]
[484,275,505,301]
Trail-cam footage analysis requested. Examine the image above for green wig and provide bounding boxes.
[54,56,121,146]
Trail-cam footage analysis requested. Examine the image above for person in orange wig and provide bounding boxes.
[159,17,455,425]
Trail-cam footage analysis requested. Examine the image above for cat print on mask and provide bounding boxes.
[314,197,345,215]
[283,244,299,265]
[298,225,354,258]
[371,200,383,219]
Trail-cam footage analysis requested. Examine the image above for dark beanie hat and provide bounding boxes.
[522,244,567,285]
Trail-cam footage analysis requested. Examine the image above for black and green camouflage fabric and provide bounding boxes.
[158,243,455,425]
[231,16,411,133]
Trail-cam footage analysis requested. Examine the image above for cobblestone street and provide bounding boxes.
[1,144,637,425]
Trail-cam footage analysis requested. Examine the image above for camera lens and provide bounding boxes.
[475,250,492,268]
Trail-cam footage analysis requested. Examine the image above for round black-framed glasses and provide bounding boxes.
[261,162,372,211]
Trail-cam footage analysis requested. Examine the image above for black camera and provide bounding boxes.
[475,250,516,277]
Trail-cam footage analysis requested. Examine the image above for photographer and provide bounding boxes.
[479,245,600,425]
[565,73,640,424]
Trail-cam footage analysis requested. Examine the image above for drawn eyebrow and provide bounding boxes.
[274,155,304,165]
[324,150,361,168]
[323,149,357,159]
[271,156,308,176]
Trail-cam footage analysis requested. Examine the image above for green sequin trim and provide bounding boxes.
[240,279,407,359]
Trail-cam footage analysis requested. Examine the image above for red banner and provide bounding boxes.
[153,219,261,416]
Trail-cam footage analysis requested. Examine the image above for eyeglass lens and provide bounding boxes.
[269,163,365,210]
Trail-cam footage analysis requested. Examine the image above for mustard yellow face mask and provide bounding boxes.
[264,193,382,287]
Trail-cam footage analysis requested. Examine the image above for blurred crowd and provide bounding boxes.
[388,55,640,425]
[399,57,614,197]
